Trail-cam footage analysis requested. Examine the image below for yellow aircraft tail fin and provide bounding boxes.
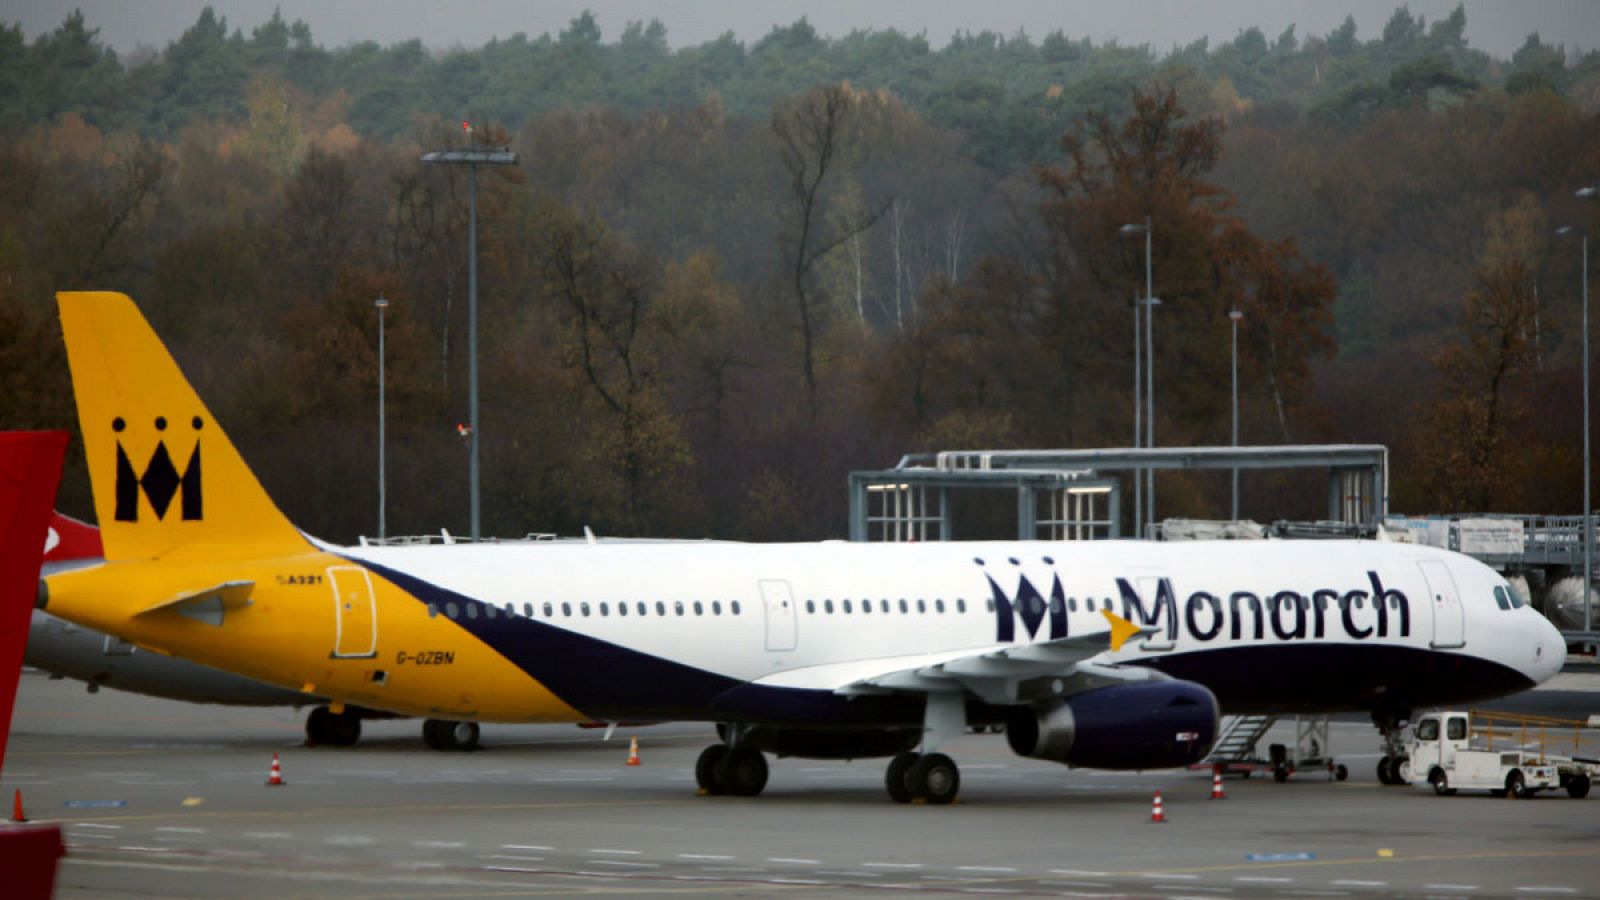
[57,292,310,561]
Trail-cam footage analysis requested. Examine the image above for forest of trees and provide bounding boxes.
[2,6,1598,542]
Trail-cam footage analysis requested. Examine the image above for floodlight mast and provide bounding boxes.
[421,132,519,541]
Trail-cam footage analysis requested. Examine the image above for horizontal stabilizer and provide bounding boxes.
[135,580,254,626]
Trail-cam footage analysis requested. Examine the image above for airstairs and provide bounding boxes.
[1201,714,1277,772]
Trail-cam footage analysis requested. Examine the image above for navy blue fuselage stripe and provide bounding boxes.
[342,556,741,719]
[1140,642,1533,714]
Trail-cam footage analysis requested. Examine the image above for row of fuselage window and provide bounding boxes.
[423,591,1405,624]
[423,595,1124,623]
[428,599,746,620]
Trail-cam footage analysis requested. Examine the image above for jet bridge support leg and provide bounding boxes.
[886,692,966,805]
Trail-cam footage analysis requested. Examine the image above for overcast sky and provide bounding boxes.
[8,1,1598,59]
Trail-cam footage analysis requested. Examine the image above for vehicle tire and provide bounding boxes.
[1335,764,1349,782]
[1377,757,1393,785]
[695,745,727,795]
[1273,765,1290,784]
[1395,757,1412,784]
[908,752,960,805]
[1565,774,1591,799]
[714,747,768,797]
[1507,770,1528,799]
[885,752,919,804]
[1430,768,1450,797]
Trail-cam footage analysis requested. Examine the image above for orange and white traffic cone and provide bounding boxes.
[1211,767,1227,800]
[1150,789,1167,823]
[625,736,641,767]
[266,752,285,786]
[11,789,26,822]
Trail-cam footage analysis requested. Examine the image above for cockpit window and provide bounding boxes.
[1493,586,1511,610]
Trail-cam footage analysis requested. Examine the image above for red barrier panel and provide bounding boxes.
[0,824,66,899]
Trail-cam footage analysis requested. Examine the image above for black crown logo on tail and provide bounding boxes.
[112,415,204,522]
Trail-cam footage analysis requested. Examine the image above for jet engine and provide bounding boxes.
[1006,680,1218,770]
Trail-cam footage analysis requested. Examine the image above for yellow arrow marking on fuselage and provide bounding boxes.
[1101,608,1145,651]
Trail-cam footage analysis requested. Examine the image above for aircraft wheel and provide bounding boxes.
[908,752,960,805]
[1377,756,1396,785]
[327,710,361,746]
[1335,764,1349,782]
[1565,774,1590,799]
[1506,770,1528,799]
[423,718,480,751]
[695,745,728,795]
[306,706,360,746]
[714,747,768,797]
[1273,765,1290,783]
[885,752,919,804]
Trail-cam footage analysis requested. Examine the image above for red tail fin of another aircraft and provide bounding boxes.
[44,511,102,565]
[0,432,70,779]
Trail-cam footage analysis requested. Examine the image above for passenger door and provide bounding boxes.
[1441,713,1470,771]
[1418,560,1465,649]
[328,566,378,658]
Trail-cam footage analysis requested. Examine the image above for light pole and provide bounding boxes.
[1230,308,1243,520]
[1122,218,1157,535]
[1565,191,1596,633]
[1145,295,1160,532]
[421,135,518,541]
[375,294,388,540]
[1133,290,1142,538]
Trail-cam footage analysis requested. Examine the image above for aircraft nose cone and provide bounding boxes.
[1529,612,1567,685]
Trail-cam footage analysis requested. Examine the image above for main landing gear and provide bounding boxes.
[1373,708,1413,786]
[885,751,961,804]
[697,696,970,804]
[695,744,769,796]
[304,705,361,746]
[422,718,481,751]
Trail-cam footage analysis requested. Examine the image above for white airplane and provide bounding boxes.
[34,292,1566,803]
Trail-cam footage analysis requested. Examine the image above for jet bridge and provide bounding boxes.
[849,445,1388,542]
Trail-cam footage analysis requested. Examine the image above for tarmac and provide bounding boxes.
[4,669,1600,898]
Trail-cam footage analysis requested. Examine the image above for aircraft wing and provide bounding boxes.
[753,610,1161,706]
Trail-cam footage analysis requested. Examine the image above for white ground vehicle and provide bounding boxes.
[1406,710,1597,799]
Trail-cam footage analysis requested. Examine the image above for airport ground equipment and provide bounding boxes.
[1406,709,1598,798]
[1199,714,1348,782]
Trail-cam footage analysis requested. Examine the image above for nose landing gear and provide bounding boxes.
[1372,708,1412,786]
